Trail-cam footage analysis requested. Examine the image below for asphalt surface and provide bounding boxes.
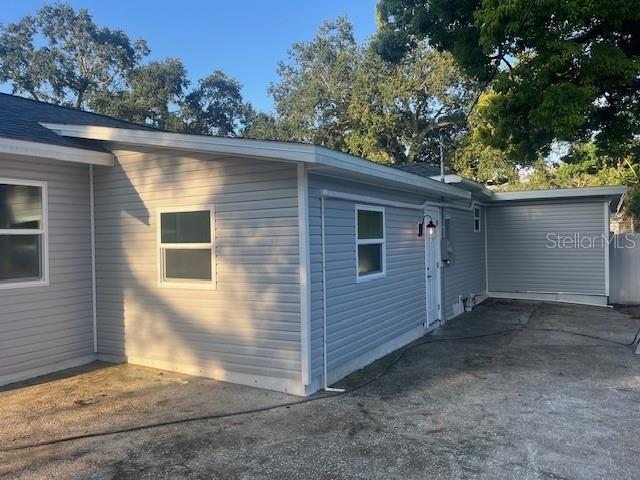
[1,299,639,479]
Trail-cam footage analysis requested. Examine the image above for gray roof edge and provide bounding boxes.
[41,123,471,200]
[490,185,628,202]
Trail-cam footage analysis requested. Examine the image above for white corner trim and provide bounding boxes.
[90,166,98,353]
[604,201,610,297]
[0,137,114,166]
[297,163,312,386]
[484,205,489,293]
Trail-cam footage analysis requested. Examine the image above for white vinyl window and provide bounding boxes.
[356,205,386,282]
[0,178,48,289]
[474,206,481,232]
[158,206,215,289]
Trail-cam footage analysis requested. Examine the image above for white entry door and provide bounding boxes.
[424,207,441,327]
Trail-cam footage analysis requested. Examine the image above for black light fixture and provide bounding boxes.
[418,214,437,237]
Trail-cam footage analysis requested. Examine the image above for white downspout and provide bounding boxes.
[321,196,345,393]
[90,165,97,354]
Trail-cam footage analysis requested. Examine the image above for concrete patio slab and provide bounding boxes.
[1,299,639,480]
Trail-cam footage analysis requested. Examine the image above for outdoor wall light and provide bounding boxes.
[418,215,437,238]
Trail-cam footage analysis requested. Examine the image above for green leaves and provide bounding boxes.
[247,18,479,164]
[375,0,640,162]
[0,3,148,108]
[181,71,252,137]
[0,2,253,136]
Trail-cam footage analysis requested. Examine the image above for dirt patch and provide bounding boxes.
[615,304,640,319]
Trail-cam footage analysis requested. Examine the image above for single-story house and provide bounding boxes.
[0,93,627,395]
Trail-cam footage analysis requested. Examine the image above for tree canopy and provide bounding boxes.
[181,71,252,137]
[247,18,479,164]
[1,2,638,225]
[91,58,188,130]
[0,3,148,109]
[375,0,640,163]
[0,3,252,136]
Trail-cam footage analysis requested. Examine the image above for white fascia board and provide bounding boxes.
[40,123,318,163]
[491,185,627,202]
[431,174,493,198]
[430,173,462,182]
[314,148,470,200]
[41,123,471,200]
[0,137,114,166]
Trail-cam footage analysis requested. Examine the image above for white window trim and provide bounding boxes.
[474,206,482,232]
[0,177,49,289]
[157,205,216,290]
[355,204,386,283]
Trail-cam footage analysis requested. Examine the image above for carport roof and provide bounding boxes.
[490,186,628,211]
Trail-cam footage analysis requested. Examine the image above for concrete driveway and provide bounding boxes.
[1,299,639,480]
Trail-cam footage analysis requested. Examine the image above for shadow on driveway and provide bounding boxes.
[1,299,639,480]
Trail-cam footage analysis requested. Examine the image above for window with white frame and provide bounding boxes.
[356,205,386,281]
[0,179,48,288]
[159,206,215,287]
[474,206,481,232]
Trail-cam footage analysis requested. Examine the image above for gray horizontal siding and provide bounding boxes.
[308,175,428,384]
[93,152,302,385]
[487,200,607,295]
[609,234,640,304]
[0,156,93,383]
[442,207,486,320]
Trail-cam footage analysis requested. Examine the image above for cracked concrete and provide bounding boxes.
[1,299,639,479]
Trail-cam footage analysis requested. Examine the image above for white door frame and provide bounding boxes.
[424,207,442,326]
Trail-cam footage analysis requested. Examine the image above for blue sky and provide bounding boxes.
[1,1,379,112]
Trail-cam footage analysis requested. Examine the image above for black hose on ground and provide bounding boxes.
[2,325,639,453]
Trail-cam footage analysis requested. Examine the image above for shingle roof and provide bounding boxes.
[0,93,153,153]
[392,162,453,178]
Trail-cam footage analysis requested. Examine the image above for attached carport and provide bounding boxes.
[485,186,627,306]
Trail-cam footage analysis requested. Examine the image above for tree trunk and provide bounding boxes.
[75,89,85,109]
